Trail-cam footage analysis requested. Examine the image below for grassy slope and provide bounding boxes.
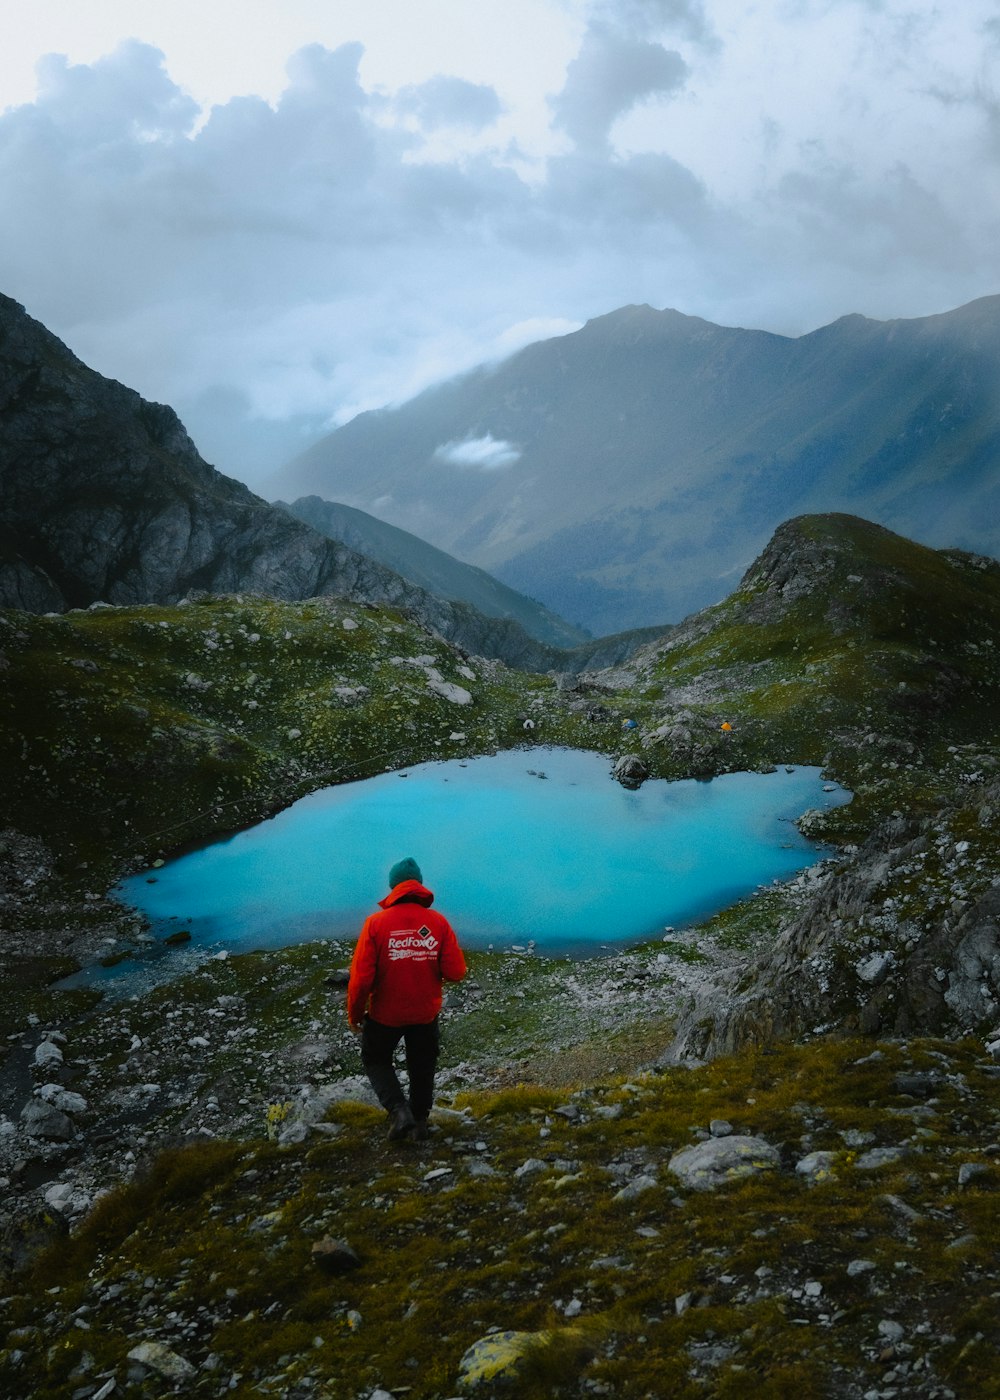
[629,514,1000,832]
[3,1036,999,1398]
[0,594,616,887]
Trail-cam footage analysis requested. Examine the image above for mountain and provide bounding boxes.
[0,293,596,672]
[278,495,589,648]
[269,297,1000,635]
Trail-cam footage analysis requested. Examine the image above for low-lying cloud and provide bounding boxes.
[433,435,522,469]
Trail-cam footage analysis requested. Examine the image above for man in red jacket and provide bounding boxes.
[347,857,467,1141]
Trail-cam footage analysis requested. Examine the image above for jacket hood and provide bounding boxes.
[379,879,434,909]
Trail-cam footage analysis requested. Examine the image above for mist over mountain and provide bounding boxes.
[270,296,1000,635]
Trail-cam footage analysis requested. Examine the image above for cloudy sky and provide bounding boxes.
[1,0,998,484]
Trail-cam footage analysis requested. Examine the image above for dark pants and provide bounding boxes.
[361,1016,440,1120]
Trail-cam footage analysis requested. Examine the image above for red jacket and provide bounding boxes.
[347,880,466,1028]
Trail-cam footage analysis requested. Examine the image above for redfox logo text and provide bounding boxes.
[387,928,439,962]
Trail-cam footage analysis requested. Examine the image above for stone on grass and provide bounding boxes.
[127,1341,197,1383]
[311,1237,361,1274]
[428,678,473,705]
[668,1135,780,1191]
[847,1259,877,1277]
[613,1174,657,1203]
[612,754,649,789]
[795,1150,838,1184]
[0,1207,69,1275]
[958,1162,991,1187]
[854,1146,907,1171]
[458,1327,585,1390]
[892,1071,941,1098]
[33,1041,64,1068]
[709,1119,733,1138]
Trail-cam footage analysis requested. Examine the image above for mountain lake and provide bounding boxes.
[80,747,852,992]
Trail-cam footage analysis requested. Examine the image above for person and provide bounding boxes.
[347,856,467,1141]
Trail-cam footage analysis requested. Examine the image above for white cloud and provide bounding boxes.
[0,2,996,485]
[433,435,522,469]
[395,75,504,130]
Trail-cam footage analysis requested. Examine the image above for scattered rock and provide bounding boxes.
[20,1099,74,1141]
[611,754,650,789]
[795,1150,838,1184]
[514,1158,549,1180]
[856,951,894,985]
[311,1237,361,1275]
[32,1040,64,1068]
[668,1135,780,1191]
[613,1174,657,1203]
[35,1084,88,1115]
[427,677,473,705]
[892,1071,941,1098]
[957,1161,992,1187]
[0,1206,69,1276]
[458,1327,585,1390]
[127,1341,197,1383]
[854,1146,908,1171]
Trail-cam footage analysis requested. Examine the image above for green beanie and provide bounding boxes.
[388,856,422,888]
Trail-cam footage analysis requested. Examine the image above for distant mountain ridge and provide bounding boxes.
[279,495,589,649]
[270,296,1000,634]
[0,293,607,672]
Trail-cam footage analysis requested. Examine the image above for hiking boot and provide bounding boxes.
[387,1103,416,1140]
[411,1117,430,1142]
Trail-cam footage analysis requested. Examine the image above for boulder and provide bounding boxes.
[127,1342,197,1383]
[311,1237,361,1274]
[32,1041,64,1069]
[612,754,650,789]
[458,1327,587,1391]
[20,1099,74,1141]
[35,1084,88,1115]
[795,1150,838,1184]
[668,1135,780,1191]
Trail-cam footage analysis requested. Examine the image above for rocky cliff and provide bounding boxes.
[280,495,590,649]
[0,294,594,672]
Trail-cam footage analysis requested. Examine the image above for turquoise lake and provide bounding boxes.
[110,747,851,976]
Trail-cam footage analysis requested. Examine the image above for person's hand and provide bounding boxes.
[349,1020,363,1036]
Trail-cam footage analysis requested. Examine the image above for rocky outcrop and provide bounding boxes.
[669,773,1000,1060]
[0,294,621,673]
[281,495,591,650]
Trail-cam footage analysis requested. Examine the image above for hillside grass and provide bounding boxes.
[3,1035,999,1398]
